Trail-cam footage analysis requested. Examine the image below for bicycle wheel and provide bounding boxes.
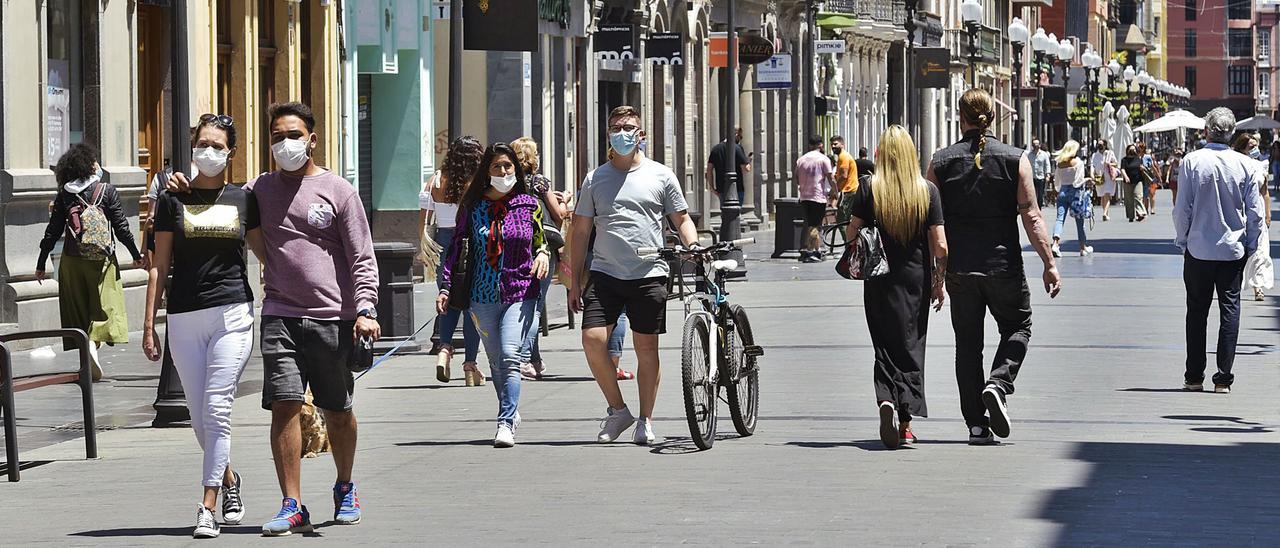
[681,313,717,450]
[822,222,848,253]
[725,304,760,437]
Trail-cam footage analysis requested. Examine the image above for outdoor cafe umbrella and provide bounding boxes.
[1132,109,1205,133]
[1112,105,1133,156]
[1235,116,1280,131]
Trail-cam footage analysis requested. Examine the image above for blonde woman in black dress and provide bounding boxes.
[845,125,948,449]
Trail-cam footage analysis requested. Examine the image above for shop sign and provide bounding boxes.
[815,40,846,54]
[756,54,792,89]
[913,47,950,89]
[1043,86,1068,124]
[464,0,537,51]
[647,32,684,65]
[596,24,636,63]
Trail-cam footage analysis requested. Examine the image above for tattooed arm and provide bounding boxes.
[1016,155,1061,297]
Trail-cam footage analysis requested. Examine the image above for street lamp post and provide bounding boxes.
[1134,70,1151,124]
[961,0,983,85]
[1044,33,1059,85]
[1122,64,1136,108]
[1082,45,1103,173]
[1107,58,1122,91]
[1008,17,1030,147]
[1031,27,1052,146]
[1057,39,1074,90]
[904,0,920,143]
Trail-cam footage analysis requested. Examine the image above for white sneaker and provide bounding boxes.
[1080,245,1094,256]
[494,423,515,448]
[633,417,657,445]
[1051,241,1061,257]
[88,343,104,382]
[596,406,636,443]
[193,505,220,538]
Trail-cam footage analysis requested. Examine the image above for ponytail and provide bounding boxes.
[974,114,991,169]
[958,88,995,170]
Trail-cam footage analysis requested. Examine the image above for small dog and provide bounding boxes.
[300,390,331,458]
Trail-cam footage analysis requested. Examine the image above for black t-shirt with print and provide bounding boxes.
[153,185,260,314]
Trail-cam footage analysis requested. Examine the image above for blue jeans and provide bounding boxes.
[609,312,629,358]
[435,227,479,362]
[1053,188,1088,246]
[470,299,540,425]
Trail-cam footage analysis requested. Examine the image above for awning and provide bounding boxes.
[816,13,859,31]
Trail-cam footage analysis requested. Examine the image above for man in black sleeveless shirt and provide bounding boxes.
[926,89,1061,445]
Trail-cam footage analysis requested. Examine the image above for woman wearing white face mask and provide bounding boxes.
[143,114,266,538]
[437,143,550,447]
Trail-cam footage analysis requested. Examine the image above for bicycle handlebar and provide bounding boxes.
[636,237,754,259]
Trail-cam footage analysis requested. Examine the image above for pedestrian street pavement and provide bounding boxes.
[2,192,1277,546]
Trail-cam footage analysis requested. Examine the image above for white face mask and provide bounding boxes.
[271,137,311,172]
[489,173,517,194]
[192,147,230,177]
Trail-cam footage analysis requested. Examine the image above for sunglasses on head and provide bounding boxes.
[199,113,235,127]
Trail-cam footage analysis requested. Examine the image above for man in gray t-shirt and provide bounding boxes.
[569,105,699,446]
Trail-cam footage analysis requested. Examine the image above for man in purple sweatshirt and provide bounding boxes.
[253,103,380,535]
[171,102,380,535]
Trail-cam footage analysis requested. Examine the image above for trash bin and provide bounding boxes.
[372,242,420,353]
[772,197,802,258]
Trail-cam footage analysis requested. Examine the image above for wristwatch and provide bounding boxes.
[357,307,378,320]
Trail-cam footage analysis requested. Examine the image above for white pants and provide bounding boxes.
[167,302,254,487]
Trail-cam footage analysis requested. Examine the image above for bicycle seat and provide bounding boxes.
[711,259,738,271]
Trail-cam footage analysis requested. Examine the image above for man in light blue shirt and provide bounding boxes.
[1027,137,1052,208]
[1172,107,1266,394]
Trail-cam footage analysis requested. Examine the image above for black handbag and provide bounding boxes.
[836,224,889,280]
[447,234,474,311]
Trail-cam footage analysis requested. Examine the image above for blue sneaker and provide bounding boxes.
[261,498,313,536]
[333,481,361,525]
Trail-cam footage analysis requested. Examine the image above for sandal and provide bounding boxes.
[463,362,486,387]
[436,345,454,383]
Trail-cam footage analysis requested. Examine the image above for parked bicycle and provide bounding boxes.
[638,238,764,450]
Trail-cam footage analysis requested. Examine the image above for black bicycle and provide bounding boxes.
[638,238,763,450]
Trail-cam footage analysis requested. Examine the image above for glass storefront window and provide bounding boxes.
[46,0,84,160]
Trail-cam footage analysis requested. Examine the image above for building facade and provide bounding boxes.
[1168,0,1258,119]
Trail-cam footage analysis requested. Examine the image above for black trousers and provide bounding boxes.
[947,274,1033,428]
[1183,253,1247,386]
[1033,177,1046,209]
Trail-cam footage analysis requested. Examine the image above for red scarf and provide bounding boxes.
[485,200,508,269]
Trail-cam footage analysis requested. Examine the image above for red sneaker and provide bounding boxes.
[901,428,917,446]
[616,369,635,380]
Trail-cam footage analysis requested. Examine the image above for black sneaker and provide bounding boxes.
[221,471,244,525]
[968,425,997,445]
[878,401,901,449]
[982,384,1011,438]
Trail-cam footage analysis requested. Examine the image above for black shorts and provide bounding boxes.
[801,200,826,227]
[581,272,668,335]
[260,316,355,412]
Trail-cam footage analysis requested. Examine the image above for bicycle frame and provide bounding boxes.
[672,254,732,386]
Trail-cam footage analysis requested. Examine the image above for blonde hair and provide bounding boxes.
[1056,140,1080,167]
[871,125,930,245]
[959,88,994,169]
[510,137,540,175]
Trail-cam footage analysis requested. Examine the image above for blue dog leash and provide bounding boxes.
[354,319,434,382]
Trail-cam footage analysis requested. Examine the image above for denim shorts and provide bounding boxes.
[260,316,355,412]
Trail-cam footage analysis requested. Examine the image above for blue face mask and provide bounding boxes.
[1249,147,1261,160]
[609,130,639,156]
